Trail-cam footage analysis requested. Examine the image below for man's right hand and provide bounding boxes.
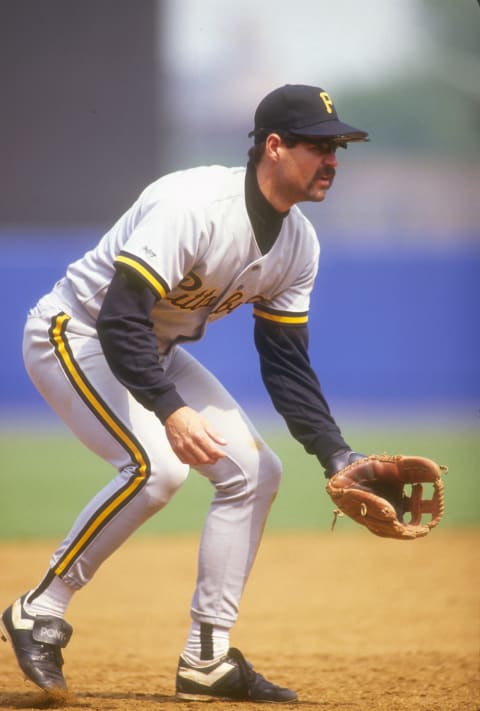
[164,406,227,467]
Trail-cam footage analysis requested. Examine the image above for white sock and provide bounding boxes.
[24,575,75,619]
[182,621,230,666]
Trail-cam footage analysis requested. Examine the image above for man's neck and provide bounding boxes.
[255,161,293,213]
[245,162,288,255]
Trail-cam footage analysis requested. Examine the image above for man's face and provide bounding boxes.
[276,139,339,205]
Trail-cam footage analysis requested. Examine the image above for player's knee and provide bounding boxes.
[257,447,282,498]
[143,459,189,512]
[232,447,282,501]
[203,444,282,503]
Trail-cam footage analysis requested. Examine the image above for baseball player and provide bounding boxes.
[1,84,368,702]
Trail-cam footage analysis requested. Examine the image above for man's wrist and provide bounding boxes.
[153,390,187,425]
[323,448,365,479]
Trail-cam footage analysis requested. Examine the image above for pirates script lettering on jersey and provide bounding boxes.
[212,291,244,315]
[168,289,218,311]
[177,272,202,291]
[166,271,266,316]
[166,271,218,310]
[212,292,267,316]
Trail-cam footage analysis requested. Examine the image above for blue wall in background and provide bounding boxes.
[1,229,478,416]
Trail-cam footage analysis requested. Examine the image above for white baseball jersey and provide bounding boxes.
[22,162,339,641]
[65,165,319,354]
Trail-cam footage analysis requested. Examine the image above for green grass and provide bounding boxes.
[0,424,478,539]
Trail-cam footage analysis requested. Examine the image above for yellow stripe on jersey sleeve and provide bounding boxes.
[253,305,308,325]
[115,254,169,299]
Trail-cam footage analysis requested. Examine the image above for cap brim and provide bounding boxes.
[290,118,368,141]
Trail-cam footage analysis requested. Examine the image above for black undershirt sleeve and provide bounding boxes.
[254,317,348,467]
[96,267,186,423]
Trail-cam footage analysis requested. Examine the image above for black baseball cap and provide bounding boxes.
[249,84,368,144]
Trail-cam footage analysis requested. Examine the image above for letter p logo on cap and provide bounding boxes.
[319,91,334,114]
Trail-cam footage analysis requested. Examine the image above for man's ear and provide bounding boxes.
[264,133,283,162]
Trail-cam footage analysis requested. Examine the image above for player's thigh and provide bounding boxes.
[23,313,186,487]
[168,347,282,487]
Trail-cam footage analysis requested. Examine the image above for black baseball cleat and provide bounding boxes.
[0,594,73,694]
[176,646,297,702]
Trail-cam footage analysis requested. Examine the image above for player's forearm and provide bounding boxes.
[254,319,348,466]
[97,313,186,422]
[97,268,187,423]
[261,367,348,466]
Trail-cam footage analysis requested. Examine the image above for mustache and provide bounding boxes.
[314,166,336,181]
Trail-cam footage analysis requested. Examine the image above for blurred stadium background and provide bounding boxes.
[0,0,478,535]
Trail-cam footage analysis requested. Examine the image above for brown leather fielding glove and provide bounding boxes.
[325,454,447,539]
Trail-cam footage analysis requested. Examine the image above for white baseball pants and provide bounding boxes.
[22,280,282,628]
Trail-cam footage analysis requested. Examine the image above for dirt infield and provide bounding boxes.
[0,530,478,710]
